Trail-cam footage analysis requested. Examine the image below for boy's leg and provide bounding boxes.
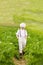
[19,39,22,54]
[23,39,26,48]
[22,39,26,55]
[19,39,23,58]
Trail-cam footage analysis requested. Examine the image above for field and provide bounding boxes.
[0,0,43,65]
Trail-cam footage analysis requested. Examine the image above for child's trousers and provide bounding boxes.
[18,37,26,53]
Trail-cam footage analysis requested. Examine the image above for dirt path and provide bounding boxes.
[13,57,26,65]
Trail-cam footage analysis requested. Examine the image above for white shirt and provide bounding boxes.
[16,29,27,38]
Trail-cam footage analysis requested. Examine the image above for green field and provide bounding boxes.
[0,0,43,65]
[0,26,43,65]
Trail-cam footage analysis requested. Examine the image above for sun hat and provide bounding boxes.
[20,23,26,28]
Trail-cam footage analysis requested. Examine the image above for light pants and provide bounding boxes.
[18,37,26,53]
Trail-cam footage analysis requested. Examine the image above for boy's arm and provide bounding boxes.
[25,30,27,39]
[16,30,19,39]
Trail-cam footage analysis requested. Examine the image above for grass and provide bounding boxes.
[0,26,43,65]
[0,0,43,23]
[0,0,43,65]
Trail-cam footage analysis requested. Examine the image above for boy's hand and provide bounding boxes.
[25,36,27,39]
[16,35,19,39]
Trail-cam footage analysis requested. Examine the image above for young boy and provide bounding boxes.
[16,23,27,57]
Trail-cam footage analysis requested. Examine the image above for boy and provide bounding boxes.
[16,23,27,57]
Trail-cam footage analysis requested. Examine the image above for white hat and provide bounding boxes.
[20,23,26,28]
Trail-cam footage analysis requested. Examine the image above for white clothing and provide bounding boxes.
[16,29,27,38]
[16,29,27,53]
[19,38,26,53]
